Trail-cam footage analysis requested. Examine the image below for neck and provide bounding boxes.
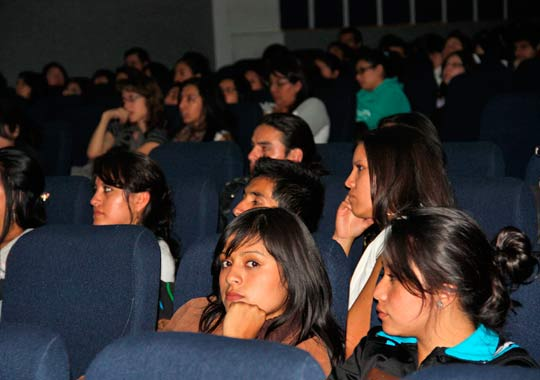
[0,223,25,249]
[416,306,476,366]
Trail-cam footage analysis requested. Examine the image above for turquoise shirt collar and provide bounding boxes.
[377,325,518,361]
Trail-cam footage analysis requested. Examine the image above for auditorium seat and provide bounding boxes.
[0,323,70,380]
[451,176,537,242]
[2,225,160,378]
[317,142,355,178]
[44,176,93,225]
[85,332,325,380]
[168,176,220,250]
[150,141,245,190]
[480,93,540,178]
[443,141,505,177]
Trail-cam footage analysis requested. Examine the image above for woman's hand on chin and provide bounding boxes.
[333,196,374,255]
[223,302,266,339]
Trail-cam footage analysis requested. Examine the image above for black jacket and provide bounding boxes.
[329,326,538,380]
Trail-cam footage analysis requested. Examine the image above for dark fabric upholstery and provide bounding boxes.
[0,323,70,380]
[443,141,505,177]
[44,176,93,225]
[2,225,160,378]
[85,332,325,380]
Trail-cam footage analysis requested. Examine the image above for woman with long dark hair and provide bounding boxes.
[159,207,344,375]
[330,208,539,378]
[91,149,178,319]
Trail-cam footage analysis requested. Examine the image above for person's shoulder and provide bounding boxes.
[158,297,209,332]
[296,336,332,376]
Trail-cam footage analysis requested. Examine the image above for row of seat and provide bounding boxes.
[1,223,539,378]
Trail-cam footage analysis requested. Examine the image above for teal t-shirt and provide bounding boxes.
[356,77,411,130]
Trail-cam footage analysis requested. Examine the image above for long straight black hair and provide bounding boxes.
[200,207,344,365]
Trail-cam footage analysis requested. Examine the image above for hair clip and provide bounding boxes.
[40,192,50,202]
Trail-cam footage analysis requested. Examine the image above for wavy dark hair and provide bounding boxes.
[358,124,454,228]
[383,207,539,331]
[92,149,178,257]
[268,53,309,110]
[0,148,46,244]
[117,74,165,132]
[200,207,344,365]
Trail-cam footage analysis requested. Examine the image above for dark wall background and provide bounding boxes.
[0,0,214,84]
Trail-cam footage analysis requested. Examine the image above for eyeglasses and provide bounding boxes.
[356,65,374,75]
[270,78,291,88]
[122,93,143,103]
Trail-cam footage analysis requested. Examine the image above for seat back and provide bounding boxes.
[319,175,348,236]
[451,176,537,242]
[174,234,219,309]
[480,93,540,178]
[0,323,70,380]
[504,277,540,362]
[38,120,73,176]
[85,332,325,380]
[2,225,160,378]
[403,363,540,380]
[168,176,219,250]
[45,176,93,225]
[150,141,245,189]
[443,141,505,177]
[317,142,355,178]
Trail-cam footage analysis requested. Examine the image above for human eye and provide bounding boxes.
[356,164,365,171]
[221,259,232,268]
[103,185,113,193]
[246,260,259,268]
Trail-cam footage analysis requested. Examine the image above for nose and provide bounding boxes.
[232,199,248,217]
[373,276,387,302]
[344,169,355,190]
[90,191,101,207]
[225,263,242,285]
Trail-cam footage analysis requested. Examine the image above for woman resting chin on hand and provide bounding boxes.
[159,207,344,376]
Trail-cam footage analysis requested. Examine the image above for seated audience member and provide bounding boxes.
[91,69,115,86]
[174,77,233,142]
[441,30,473,62]
[262,54,331,143]
[42,62,68,93]
[435,50,476,109]
[236,59,271,102]
[0,148,46,315]
[333,122,454,356]
[219,113,324,229]
[233,158,324,232]
[354,49,411,131]
[15,71,46,103]
[114,66,142,83]
[338,27,363,53]
[87,73,166,158]
[247,113,325,174]
[216,66,251,105]
[123,47,151,72]
[329,208,539,378]
[62,77,89,97]
[513,32,539,69]
[327,41,357,63]
[91,149,178,319]
[159,207,344,375]
[172,51,211,84]
[143,61,172,96]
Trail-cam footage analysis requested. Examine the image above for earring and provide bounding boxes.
[436,300,444,309]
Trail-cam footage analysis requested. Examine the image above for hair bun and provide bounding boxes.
[492,226,538,289]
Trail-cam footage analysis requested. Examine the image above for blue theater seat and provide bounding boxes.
[317,142,355,178]
[0,323,70,380]
[44,176,93,225]
[85,332,325,380]
[443,141,505,177]
[2,225,160,378]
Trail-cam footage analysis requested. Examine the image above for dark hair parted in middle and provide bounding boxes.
[252,158,324,232]
[359,124,454,227]
[92,148,177,254]
[384,207,539,331]
[260,113,326,175]
[200,207,344,365]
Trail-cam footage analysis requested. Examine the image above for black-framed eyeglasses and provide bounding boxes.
[356,65,375,75]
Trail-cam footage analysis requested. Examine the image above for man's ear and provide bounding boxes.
[286,148,303,163]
